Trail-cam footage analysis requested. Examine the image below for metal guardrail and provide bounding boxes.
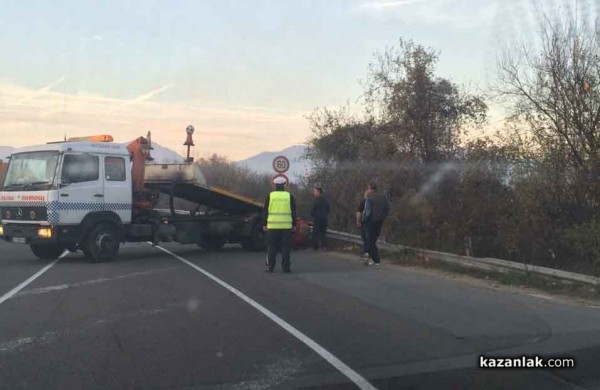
[327,230,600,287]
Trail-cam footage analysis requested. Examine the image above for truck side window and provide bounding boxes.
[105,157,126,181]
[62,154,99,184]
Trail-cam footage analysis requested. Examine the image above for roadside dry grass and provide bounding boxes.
[331,241,600,307]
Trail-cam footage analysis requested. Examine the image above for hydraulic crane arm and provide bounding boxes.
[127,132,154,210]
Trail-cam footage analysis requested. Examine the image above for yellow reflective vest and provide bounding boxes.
[267,191,293,230]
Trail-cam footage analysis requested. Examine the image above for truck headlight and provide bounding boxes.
[37,227,53,239]
[0,226,4,236]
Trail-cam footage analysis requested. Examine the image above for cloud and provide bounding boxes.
[129,84,175,103]
[12,77,66,106]
[356,0,424,10]
[80,34,103,43]
[0,82,308,160]
[353,0,498,31]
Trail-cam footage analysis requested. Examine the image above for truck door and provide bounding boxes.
[102,156,132,224]
[58,153,103,225]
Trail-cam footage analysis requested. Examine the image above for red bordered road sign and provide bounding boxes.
[272,155,290,173]
[272,173,289,187]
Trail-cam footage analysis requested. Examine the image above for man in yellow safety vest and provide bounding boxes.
[263,176,297,273]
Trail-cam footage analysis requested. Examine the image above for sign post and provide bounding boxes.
[272,155,291,187]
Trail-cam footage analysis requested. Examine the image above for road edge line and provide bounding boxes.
[0,250,68,305]
[152,244,378,390]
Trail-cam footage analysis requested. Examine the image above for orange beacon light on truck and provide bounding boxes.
[67,135,114,143]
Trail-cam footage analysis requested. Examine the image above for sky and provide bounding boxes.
[0,0,588,160]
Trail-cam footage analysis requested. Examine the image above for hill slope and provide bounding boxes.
[236,145,310,183]
[0,146,14,161]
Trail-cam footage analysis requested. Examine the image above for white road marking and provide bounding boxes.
[16,267,177,298]
[153,244,378,390]
[0,336,38,353]
[0,333,58,354]
[223,358,303,390]
[0,250,68,306]
[528,294,554,301]
[0,302,177,354]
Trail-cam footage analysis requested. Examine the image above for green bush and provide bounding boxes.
[563,219,600,270]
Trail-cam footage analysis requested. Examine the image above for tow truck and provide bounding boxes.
[0,126,299,261]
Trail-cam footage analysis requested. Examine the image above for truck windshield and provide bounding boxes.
[2,151,59,191]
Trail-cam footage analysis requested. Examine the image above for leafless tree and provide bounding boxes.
[497,10,600,198]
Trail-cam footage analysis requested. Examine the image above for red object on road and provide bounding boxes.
[292,218,312,249]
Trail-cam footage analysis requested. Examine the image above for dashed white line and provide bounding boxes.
[153,244,378,390]
[0,250,68,306]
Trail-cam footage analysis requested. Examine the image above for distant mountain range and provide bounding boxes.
[145,143,185,163]
[236,145,310,183]
[147,143,311,182]
[0,146,14,161]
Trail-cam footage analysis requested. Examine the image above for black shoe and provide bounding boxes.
[283,269,292,273]
[265,268,274,273]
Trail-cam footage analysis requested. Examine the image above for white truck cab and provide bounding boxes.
[0,135,132,260]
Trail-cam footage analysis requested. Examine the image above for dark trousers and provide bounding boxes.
[366,220,384,263]
[361,224,369,254]
[267,229,292,271]
[312,219,328,249]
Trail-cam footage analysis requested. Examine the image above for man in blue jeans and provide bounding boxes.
[356,190,371,262]
[358,183,389,266]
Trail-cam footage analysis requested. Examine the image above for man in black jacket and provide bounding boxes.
[362,183,389,266]
[310,187,330,251]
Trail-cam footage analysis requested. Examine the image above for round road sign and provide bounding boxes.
[272,173,289,187]
[272,155,290,173]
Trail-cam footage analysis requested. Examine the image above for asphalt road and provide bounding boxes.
[1,240,600,389]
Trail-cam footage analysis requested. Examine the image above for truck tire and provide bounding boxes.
[198,234,227,251]
[241,223,267,252]
[83,223,120,262]
[30,243,64,260]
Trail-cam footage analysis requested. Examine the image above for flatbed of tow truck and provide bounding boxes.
[140,162,268,251]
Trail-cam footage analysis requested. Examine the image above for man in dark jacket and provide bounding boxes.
[310,187,330,251]
[356,190,371,261]
[362,183,389,266]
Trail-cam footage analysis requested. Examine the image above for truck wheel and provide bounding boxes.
[30,243,64,260]
[241,223,267,252]
[198,234,227,251]
[83,223,120,262]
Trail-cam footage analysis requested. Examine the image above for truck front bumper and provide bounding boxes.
[0,223,56,245]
